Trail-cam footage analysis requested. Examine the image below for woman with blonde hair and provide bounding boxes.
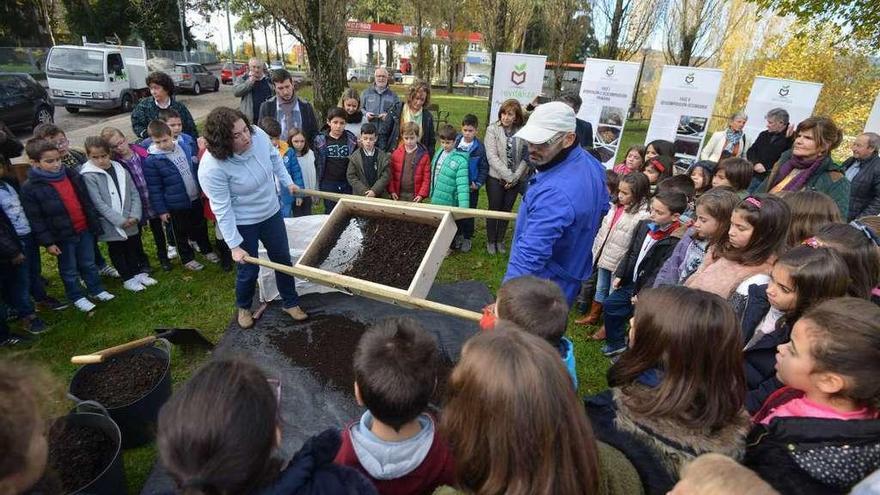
[377,80,435,153]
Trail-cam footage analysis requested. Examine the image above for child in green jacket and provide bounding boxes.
[430,125,470,208]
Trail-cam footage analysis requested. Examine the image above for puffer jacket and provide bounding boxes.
[453,134,489,188]
[745,387,880,495]
[80,161,142,242]
[429,149,470,207]
[20,167,102,246]
[483,121,529,184]
[144,144,200,214]
[592,202,650,272]
[387,144,431,199]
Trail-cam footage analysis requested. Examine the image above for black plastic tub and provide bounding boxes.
[68,339,172,448]
[53,401,127,494]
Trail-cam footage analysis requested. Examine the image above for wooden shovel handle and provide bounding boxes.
[70,335,158,365]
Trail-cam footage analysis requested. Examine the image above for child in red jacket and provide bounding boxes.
[387,122,430,202]
[335,317,455,495]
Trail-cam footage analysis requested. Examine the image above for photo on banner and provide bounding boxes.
[489,52,547,124]
[645,66,724,167]
[742,76,823,144]
[865,92,880,133]
[577,59,641,168]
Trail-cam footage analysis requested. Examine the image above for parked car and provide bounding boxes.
[269,60,285,71]
[173,63,220,94]
[220,63,246,84]
[462,74,490,86]
[391,69,404,84]
[347,66,373,83]
[0,73,54,131]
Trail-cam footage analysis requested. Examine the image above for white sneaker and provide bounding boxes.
[167,246,178,259]
[99,265,121,278]
[136,273,158,286]
[94,291,115,302]
[73,297,96,312]
[204,252,220,263]
[184,260,204,271]
[123,278,146,292]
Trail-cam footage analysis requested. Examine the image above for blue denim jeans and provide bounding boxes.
[603,281,635,350]
[235,210,300,309]
[58,231,105,302]
[319,181,352,213]
[593,268,614,304]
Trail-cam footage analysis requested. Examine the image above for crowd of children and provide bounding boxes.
[2,87,880,495]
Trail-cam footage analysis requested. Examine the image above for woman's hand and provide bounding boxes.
[231,247,248,263]
[47,245,61,256]
[612,277,622,289]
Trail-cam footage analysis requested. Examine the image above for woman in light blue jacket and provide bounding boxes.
[199,107,308,329]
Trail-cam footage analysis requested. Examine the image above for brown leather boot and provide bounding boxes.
[574,301,603,325]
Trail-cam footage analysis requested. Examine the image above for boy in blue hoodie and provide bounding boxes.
[452,114,489,252]
[335,317,455,494]
[143,120,216,271]
[480,275,579,389]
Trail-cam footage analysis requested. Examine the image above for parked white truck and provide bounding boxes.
[45,43,149,113]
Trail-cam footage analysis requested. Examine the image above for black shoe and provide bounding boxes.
[38,296,68,311]
[0,334,33,347]
[140,263,154,274]
[160,259,173,271]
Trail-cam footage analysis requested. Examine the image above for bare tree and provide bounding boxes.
[544,0,590,91]
[592,0,666,60]
[663,0,743,66]
[256,0,349,118]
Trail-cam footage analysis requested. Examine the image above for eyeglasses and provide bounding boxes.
[531,132,566,149]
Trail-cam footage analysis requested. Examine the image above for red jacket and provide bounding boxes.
[334,418,456,495]
[387,144,431,199]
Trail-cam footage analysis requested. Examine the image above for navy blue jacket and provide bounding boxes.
[144,150,200,214]
[313,130,359,184]
[20,168,102,246]
[740,284,787,414]
[453,134,489,188]
[614,220,682,295]
[257,429,377,495]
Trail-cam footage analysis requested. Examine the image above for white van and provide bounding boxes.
[45,43,149,113]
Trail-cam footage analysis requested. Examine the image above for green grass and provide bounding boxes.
[2,93,649,493]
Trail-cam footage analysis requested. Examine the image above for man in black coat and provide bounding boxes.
[259,69,319,144]
[746,108,793,193]
[842,132,880,221]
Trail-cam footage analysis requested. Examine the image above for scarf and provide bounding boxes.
[769,154,825,193]
[29,167,66,182]
[647,220,680,240]
[345,110,364,124]
[724,128,743,155]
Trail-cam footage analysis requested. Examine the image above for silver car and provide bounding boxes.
[173,63,220,95]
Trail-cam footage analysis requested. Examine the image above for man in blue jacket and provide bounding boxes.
[504,102,608,306]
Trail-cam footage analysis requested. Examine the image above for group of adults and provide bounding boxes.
[702,108,880,220]
[124,59,880,322]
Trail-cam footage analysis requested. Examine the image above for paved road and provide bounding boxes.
[13,83,238,147]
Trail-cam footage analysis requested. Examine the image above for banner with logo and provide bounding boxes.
[865,92,880,133]
[743,76,823,145]
[577,58,641,168]
[645,66,724,166]
[490,52,547,124]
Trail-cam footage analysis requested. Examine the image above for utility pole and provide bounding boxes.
[226,0,235,63]
[176,0,188,61]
